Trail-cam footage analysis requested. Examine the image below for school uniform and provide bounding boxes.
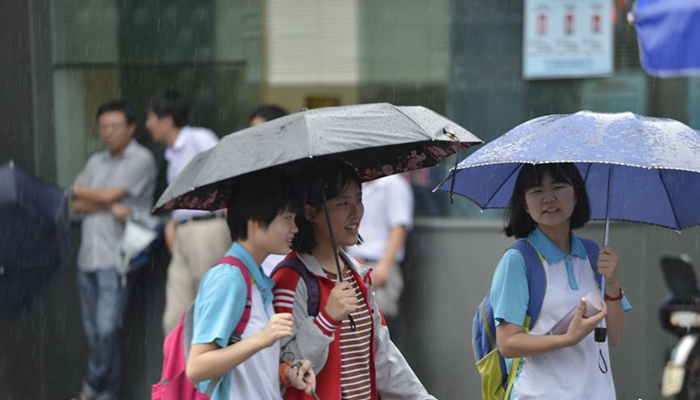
[490,227,631,400]
[191,242,281,400]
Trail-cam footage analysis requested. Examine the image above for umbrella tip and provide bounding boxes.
[443,127,457,140]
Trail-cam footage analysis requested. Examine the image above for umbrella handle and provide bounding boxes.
[321,190,357,332]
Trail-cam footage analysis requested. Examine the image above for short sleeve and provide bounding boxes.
[385,176,414,229]
[491,249,529,327]
[192,264,248,348]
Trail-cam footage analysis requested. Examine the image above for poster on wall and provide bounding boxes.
[523,0,614,80]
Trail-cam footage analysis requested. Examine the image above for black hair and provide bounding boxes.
[248,105,288,124]
[504,162,590,239]
[96,100,136,125]
[226,168,300,242]
[149,89,189,128]
[291,159,362,254]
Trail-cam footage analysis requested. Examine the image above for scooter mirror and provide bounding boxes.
[660,255,698,302]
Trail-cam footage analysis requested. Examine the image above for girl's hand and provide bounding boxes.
[564,300,608,346]
[325,281,357,321]
[257,313,293,348]
[287,359,316,395]
[597,245,619,283]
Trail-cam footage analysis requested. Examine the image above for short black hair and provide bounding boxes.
[504,162,590,239]
[249,105,288,124]
[291,159,362,254]
[226,168,299,242]
[96,100,136,125]
[149,89,189,127]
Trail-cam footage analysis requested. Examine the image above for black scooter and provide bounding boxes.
[660,255,700,399]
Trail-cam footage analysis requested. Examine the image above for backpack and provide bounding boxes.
[152,256,253,400]
[271,256,321,317]
[472,238,601,400]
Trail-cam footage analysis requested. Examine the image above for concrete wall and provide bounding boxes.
[1,218,697,399]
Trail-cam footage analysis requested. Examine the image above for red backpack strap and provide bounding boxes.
[213,256,253,342]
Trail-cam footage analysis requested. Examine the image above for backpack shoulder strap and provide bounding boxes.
[215,256,253,336]
[579,238,602,285]
[511,239,547,331]
[271,256,320,317]
[180,256,253,397]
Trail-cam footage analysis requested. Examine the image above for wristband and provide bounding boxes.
[280,362,293,387]
[604,287,624,302]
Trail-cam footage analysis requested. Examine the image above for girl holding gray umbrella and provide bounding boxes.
[272,159,434,400]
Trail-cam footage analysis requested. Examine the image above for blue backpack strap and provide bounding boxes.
[511,239,547,330]
[579,238,602,285]
[271,257,320,317]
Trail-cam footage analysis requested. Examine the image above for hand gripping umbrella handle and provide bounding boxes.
[321,190,357,332]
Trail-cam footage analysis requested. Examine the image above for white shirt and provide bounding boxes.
[165,125,219,221]
[513,254,616,399]
[228,284,282,400]
[262,253,285,276]
[347,174,413,261]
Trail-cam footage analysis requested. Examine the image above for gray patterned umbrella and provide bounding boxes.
[155,102,482,211]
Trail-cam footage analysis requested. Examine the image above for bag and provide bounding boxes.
[271,256,321,317]
[152,256,252,400]
[473,238,601,400]
[117,210,163,286]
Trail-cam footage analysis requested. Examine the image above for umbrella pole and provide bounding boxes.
[321,190,357,331]
[595,167,614,343]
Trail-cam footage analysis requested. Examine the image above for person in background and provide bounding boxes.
[72,100,157,400]
[146,89,231,334]
[249,104,288,127]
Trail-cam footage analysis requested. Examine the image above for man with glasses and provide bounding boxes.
[71,100,157,400]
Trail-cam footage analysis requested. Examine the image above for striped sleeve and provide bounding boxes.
[272,267,339,337]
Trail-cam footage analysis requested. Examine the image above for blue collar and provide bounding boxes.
[226,242,274,292]
[527,226,587,264]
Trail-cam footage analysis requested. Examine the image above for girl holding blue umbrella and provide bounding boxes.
[491,162,627,399]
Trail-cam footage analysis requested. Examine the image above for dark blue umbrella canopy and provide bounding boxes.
[438,111,700,230]
[0,161,70,318]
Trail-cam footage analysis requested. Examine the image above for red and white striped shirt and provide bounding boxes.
[334,268,372,399]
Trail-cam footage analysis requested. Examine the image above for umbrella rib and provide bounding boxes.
[657,169,682,229]
[581,163,593,184]
[482,164,522,208]
[392,105,434,139]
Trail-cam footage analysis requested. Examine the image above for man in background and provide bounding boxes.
[72,100,157,400]
[146,89,231,334]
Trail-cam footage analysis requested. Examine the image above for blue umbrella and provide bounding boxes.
[632,0,700,77]
[438,110,700,232]
[437,110,700,317]
[0,161,70,319]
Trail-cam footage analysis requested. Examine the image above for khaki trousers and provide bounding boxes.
[162,217,231,334]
